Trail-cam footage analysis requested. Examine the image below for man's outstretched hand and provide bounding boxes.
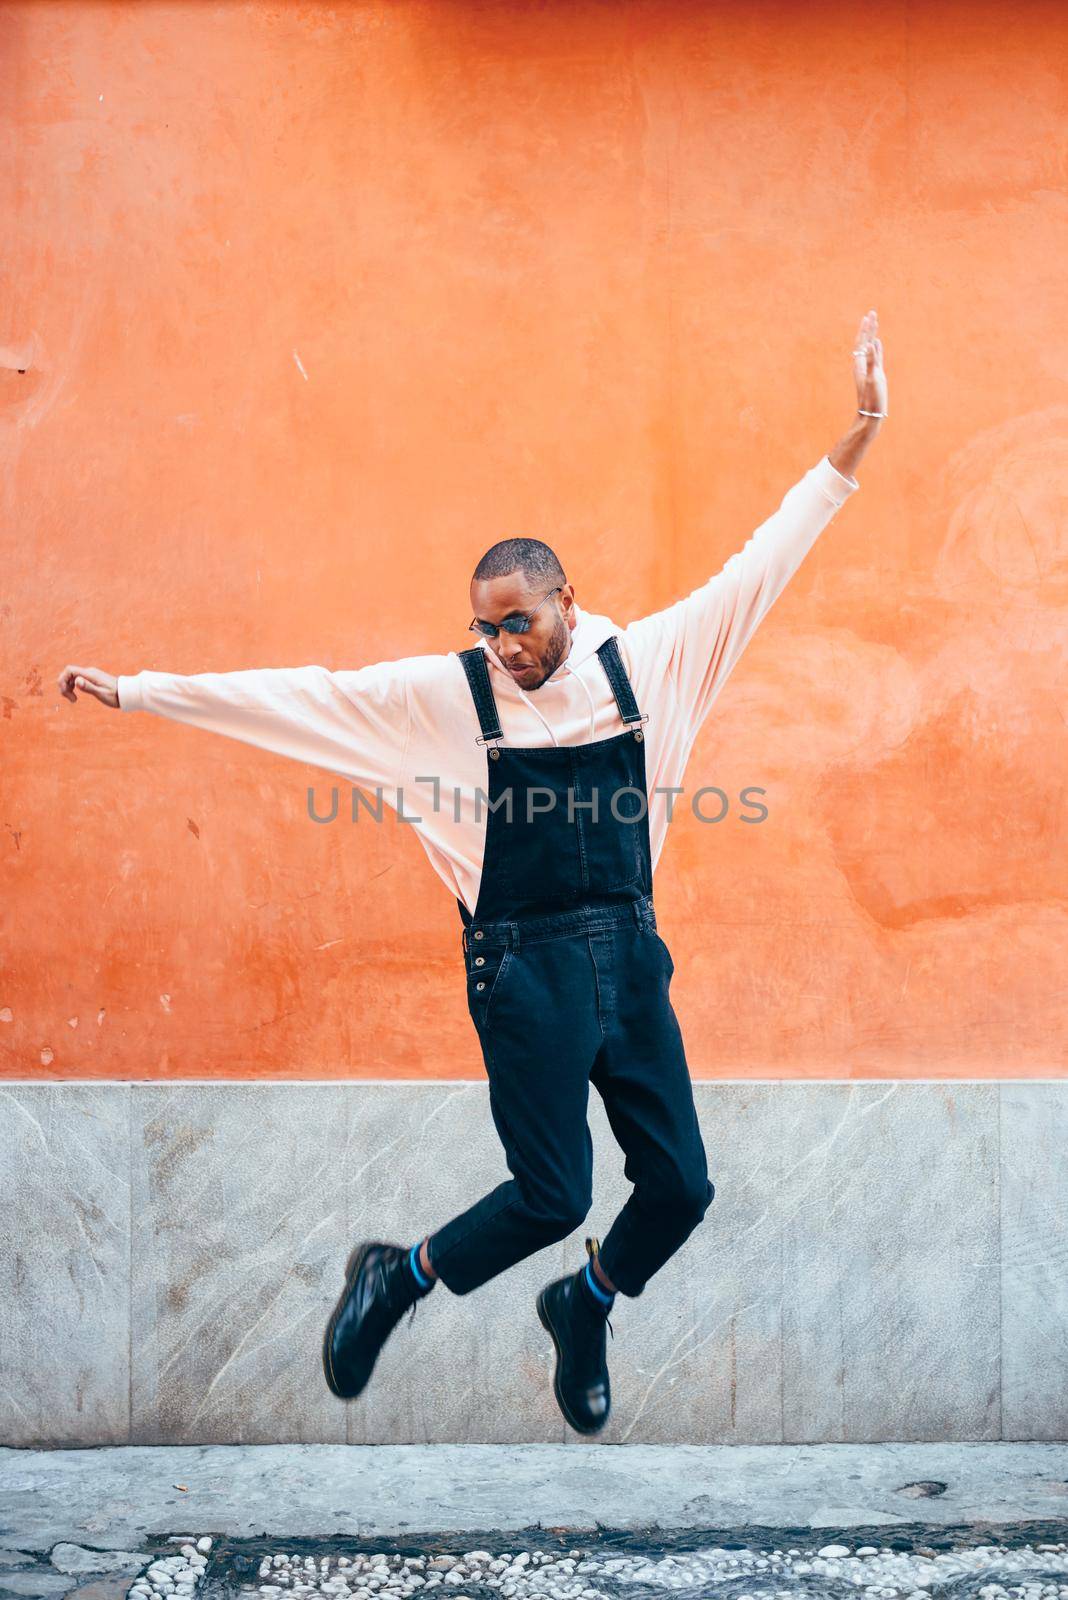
[58,665,120,709]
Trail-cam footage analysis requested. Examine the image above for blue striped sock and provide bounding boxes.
[582,1259,615,1309]
[407,1241,435,1294]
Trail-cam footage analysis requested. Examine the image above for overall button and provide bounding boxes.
[474,930,484,940]
[476,981,486,991]
[475,956,485,966]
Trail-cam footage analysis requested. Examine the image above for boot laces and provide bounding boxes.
[571,1275,615,1358]
[376,1247,423,1326]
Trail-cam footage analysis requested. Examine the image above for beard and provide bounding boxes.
[523,614,571,689]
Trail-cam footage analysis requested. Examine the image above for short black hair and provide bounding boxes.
[472,537,565,591]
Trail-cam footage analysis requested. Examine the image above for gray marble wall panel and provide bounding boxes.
[779,1083,1001,1444]
[1001,1082,1068,1440]
[1,1080,1065,1445]
[131,1084,350,1443]
[0,1083,129,1446]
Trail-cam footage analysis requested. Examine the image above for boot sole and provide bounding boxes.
[322,1241,375,1400]
[536,1287,609,1435]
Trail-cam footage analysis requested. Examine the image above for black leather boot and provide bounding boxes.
[536,1236,614,1434]
[322,1241,426,1400]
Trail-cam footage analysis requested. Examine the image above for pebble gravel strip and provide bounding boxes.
[2,1534,1068,1600]
[223,1540,1068,1600]
[129,1540,214,1600]
[0,1538,214,1600]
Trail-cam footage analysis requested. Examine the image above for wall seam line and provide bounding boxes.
[997,1081,1004,1441]
[128,1081,133,1445]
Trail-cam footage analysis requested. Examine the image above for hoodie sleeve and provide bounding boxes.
[116,658,412,796]
[621,454,859,735]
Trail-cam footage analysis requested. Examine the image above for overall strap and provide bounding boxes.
[596,635,648,729]
[457,646,504,744]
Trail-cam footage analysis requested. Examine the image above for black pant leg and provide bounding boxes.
[427,932,603,1294]
[589,923,715,1296]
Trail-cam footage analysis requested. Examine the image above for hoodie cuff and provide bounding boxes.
[811,453,859,506]
[116,673,144,712]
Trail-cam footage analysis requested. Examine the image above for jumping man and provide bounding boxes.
[59,312,887,1434]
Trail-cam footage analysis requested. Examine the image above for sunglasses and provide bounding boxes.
[468,585,563,640]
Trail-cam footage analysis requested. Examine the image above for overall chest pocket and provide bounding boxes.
[570,734,649,896]
[489,735,650,910]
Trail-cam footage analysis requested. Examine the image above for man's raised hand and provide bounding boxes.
[58,665,120,709]
[852,308,888,420]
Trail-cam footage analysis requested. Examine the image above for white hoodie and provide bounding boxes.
[118,454,858,913]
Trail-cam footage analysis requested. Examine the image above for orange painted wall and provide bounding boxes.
[3,0,1066,1081]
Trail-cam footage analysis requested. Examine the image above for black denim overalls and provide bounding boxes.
[425,636,715,1298]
